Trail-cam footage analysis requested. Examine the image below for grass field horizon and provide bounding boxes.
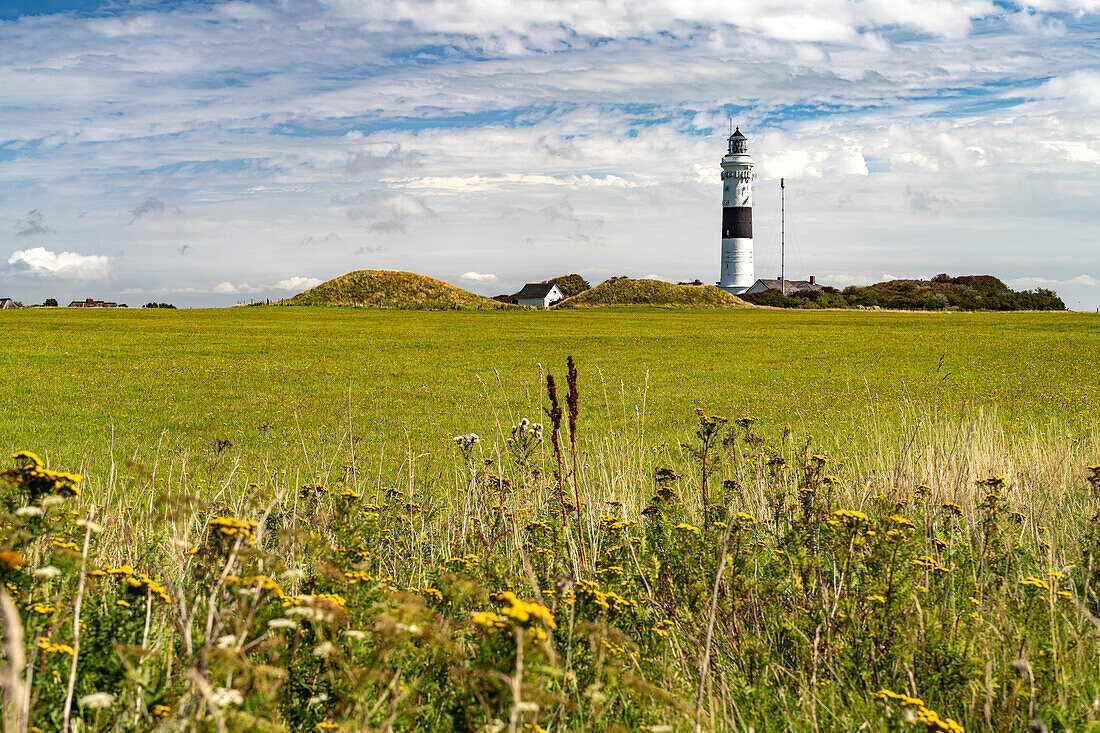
[2,307,1098,481]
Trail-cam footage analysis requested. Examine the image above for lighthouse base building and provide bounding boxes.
[717,128,756,294]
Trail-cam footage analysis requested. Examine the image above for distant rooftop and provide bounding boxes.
[753,278,823,294]
[515,283,558,299]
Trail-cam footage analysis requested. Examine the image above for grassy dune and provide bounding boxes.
[284,269,514,309]
[553,278,749,308]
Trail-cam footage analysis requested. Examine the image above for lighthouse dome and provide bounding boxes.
[727,127,747,155]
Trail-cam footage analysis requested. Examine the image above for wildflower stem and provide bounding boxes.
[134,591,153,723]
[0,590,26,733]
[566,356,587,570]
[507,626,525,733]
[61,516,94,732]
[695,515,737,730]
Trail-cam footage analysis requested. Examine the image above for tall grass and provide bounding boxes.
[1,378,1098,731]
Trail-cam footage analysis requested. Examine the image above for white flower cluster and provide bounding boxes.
[78,692,115,710]
[451,433,480,451]
[267,617,298,630]
[210,688,243,708]
[508,418,543,443]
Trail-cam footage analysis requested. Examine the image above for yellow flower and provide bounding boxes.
[473,611,502,628]
[888,515,916,531]
[37,638,74,655]
[833,509,869,524]
[940,502,963,517]
[874,688,925,707]
[208,516,257,539]
[913,705,965,733]
[675,523,699,533]
[1019,576,1050,592]
[0,549,27,570]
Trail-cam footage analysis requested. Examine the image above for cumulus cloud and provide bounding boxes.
[1041,141,1100,165]
[460,271,498,283]
[211,282,261,294]
[275,276,323,291]
[7,247,109,279]
[16,210,55,236]
[301,232,342,246]
[1006,275,1100,288]
[333,190,435,233]
[129,197,183,223]
[904,186,951,213]
[1036,70,1100,111]
[348,144,418,174]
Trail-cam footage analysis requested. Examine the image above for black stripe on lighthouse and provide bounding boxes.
[722,207,752,239]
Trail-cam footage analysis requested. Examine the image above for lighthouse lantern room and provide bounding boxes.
[718,127,756,294]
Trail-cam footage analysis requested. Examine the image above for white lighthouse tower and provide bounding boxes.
[718,128,756,294]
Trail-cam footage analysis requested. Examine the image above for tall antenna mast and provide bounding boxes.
[780,178,786,296]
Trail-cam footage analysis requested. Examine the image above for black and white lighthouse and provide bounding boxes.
[718,128,756,294]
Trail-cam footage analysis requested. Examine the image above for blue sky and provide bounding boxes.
[1,0,1098,308]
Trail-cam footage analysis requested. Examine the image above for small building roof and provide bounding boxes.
[515,283,559,299]
[753,279,823,294]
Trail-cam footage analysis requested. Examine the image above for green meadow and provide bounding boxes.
[3,306,1100,732]
[1,307,1097,476]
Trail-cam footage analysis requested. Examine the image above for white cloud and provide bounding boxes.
[211,281,258,294]
[1007,275,1100,288]
[1041,141,1100,165]
[7,247,109,280]
[1036,70,1100,111]
[460,271,498,283]
[760,151,815,180]
[325,0,997,44]
[275,276,323,291]
[1069,275,1100,286]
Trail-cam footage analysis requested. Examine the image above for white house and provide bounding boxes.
[516,283,564,308]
